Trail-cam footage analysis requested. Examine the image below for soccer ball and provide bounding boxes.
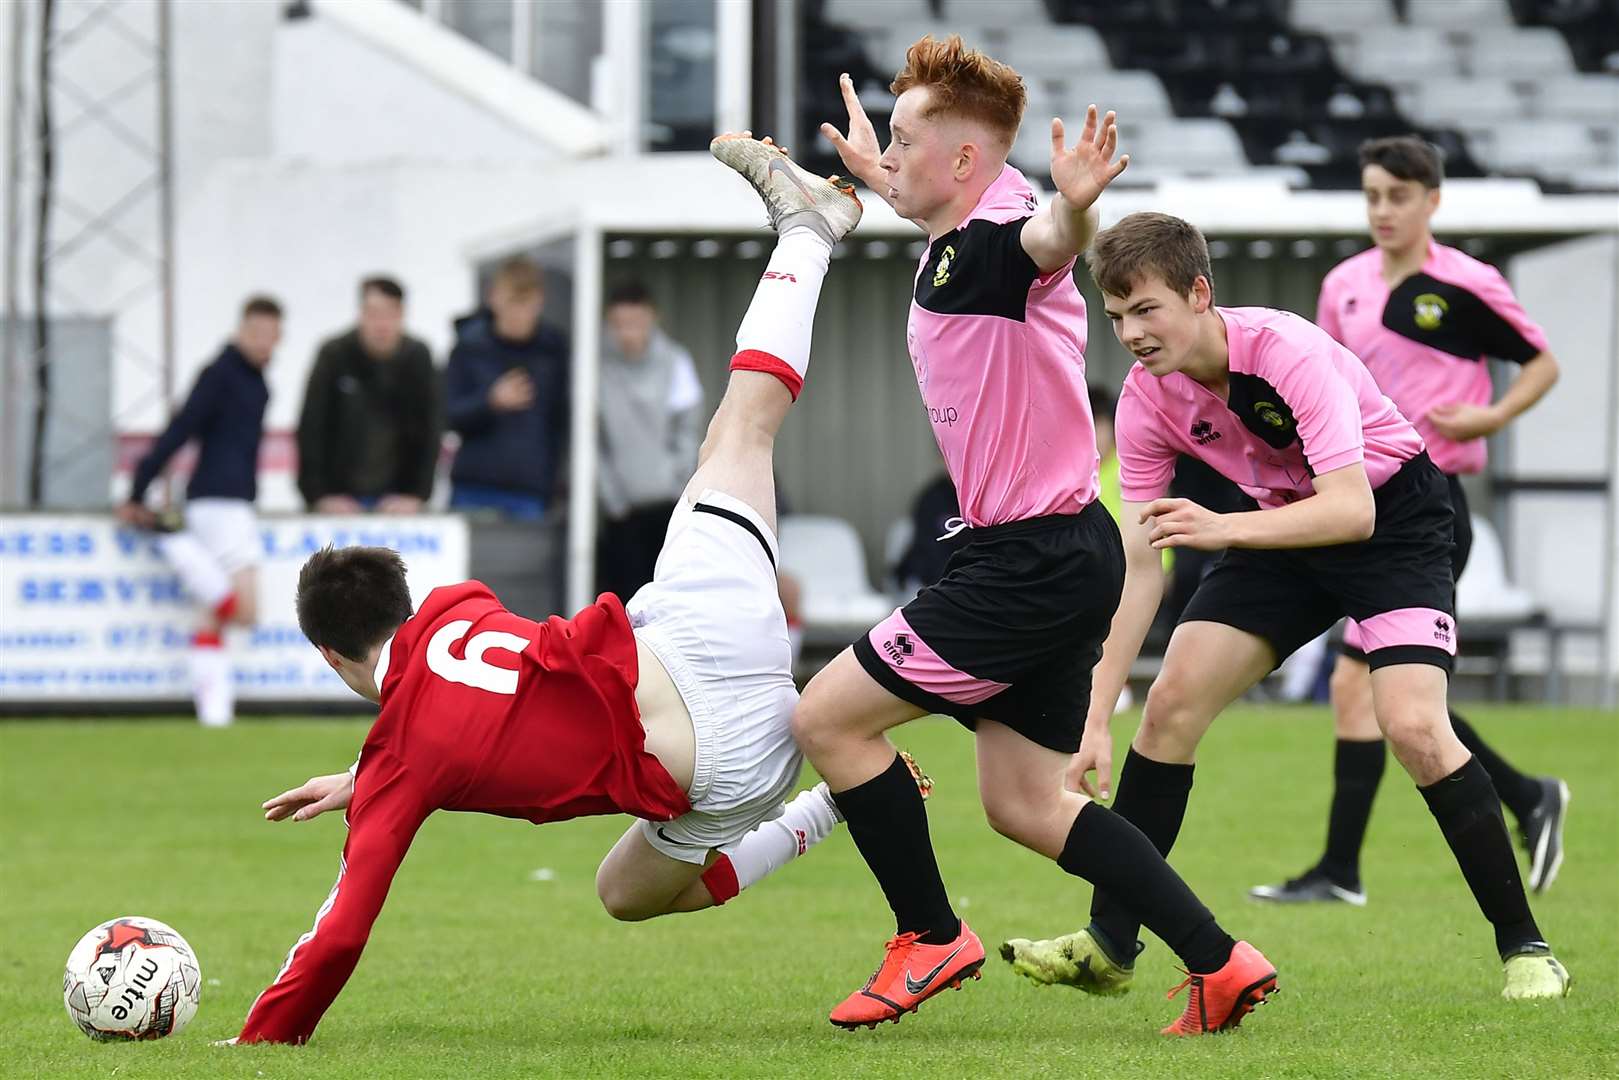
[62,916,202,1040]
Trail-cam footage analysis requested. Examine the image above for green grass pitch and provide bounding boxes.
[2,706,1614,1079]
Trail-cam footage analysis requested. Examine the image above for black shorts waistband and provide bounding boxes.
[961,500,1103,541]
[1373,450,1440,503]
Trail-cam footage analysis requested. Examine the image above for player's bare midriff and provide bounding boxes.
[632,636,697,794]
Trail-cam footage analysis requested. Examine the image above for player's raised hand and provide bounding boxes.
[263,771,354,823]
[1140,497,1230,551]
[1049,105,1129,213]
[820,73,882,185]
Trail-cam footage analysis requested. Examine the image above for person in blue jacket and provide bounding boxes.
[444,257,570,521]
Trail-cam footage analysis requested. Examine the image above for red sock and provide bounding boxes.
[730,350,803,401]
[213,592,239,623]
[700,855,740,906]
[193,630,223,648]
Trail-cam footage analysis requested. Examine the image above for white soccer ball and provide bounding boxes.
[63,916,202,1040]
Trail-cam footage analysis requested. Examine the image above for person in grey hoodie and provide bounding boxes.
[596,281,703,599]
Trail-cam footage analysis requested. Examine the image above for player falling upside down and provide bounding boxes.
[1251,135,1568,909]
[1000,212,1570,1002]
[230,138,908,1045]
[797,36,1276,1036]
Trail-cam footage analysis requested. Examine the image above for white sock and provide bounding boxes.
[191,637,234,727]
[730,228,833,400]
[700,783,840,904]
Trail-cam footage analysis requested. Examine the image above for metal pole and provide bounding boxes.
[774,0,796,154]
[511,0,533,76]
[156,0,175,507]
[714,0,752,136]
[2,0,27,507]
[566,222,602,613]
[29,0,55,508]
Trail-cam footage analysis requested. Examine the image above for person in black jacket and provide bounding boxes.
[116,295,282,726]
[445,257,569,521]
[297,276,441,514]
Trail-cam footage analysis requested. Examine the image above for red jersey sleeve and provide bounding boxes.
[236,748,429,1045]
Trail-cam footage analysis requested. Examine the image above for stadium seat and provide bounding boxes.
[1054,70,1174,119]
[947,0,1051,24]
[873,23,984,73]
[822,0,935,31]
[1406,0,1513,27]
[778,515,896,643]
[1290,0,1399,34]
[1000,25,1112,81]
[1472,119,1605,179]
[1337,27,1461,86]
[1465,28,1578,78]
[1534,74,1619,121]
[1403,78,1527,129]
[1132,119,1250,174]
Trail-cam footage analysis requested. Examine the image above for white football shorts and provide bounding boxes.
[626,488,802,864]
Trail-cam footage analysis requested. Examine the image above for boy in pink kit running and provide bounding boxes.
[1000,212,1570,1003]
[795,37,1276,1036]
[1252,136,1569,910]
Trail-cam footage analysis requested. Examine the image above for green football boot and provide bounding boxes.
[999,926,1140,996]
[1501,948,1571,1001]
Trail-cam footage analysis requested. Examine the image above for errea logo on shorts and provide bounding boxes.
[1433,616,1453,645]
[883,633,916,666]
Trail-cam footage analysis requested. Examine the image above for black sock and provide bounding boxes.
[831,753,958,944]
[1450,711,1541,822]
[1089,749,1194,953]
[1319,738,1386,886]
[1060,803,1235,974]
[1418,756,1543,958]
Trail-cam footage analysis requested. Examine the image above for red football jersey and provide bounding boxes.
[236,582,691,1044]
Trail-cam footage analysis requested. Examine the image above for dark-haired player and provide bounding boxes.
[116,296,283,727]
[1000,212,1570,1002]
[1251,136,1568,908]
[802,36,1276,1036]
[230,136,881,1044]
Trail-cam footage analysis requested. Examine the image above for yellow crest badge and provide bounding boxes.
[933,244,956,288]
[1253,400,1288,428]
[1413,293,1448,331]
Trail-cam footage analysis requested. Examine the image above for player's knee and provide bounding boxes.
[594,868,657,922]
[1138,676,1200,746]
[789,693,838,756]
[1378,705,1443,755]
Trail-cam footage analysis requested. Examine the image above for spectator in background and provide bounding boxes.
[117,295,282,727]
[596,281,703,599]
[297,276,441,514]
[445,257,569,521]
[891,470,967,600]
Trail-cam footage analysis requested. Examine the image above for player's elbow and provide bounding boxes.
[1344,493,1376,543]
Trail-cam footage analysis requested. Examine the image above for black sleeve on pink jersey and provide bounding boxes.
[1383,273,1541,364]
[913,218,1043,322]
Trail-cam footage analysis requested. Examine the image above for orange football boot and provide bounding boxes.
[1160,940,1278,1036]
[829,921,986,1029]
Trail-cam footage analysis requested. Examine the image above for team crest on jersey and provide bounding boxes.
[932,244,956,287]
[1413,292,1448,330]
[1252,400,1288,429]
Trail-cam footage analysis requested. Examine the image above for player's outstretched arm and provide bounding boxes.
[263,772,354,823]
[820,73,908,218]
[1066,502,1163,802]
[237,767,428,1045]
[1166,463,1374,551]
[1020,105,1129,274]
